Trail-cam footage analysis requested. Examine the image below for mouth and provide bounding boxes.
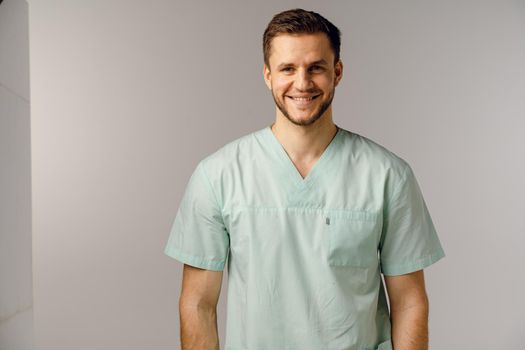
[286,94,321,106]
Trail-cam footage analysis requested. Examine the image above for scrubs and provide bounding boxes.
[164,125,446,350]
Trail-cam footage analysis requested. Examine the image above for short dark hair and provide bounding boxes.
[262,8,341,70]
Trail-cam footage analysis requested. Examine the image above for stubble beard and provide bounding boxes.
[271,83,336,127]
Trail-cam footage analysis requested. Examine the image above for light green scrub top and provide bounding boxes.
[164,125,446,350]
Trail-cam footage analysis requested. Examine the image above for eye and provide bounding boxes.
[282,67,293,72]
[310,65,324,72]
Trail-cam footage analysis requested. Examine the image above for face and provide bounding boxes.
[263,33,343,127]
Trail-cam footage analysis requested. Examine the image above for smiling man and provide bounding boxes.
[267,33,338,128]
[165,8,446,350]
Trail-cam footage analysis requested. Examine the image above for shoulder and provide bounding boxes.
[196,128,263,180]
[340,128,410,180]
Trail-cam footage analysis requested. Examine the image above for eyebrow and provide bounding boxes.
[276,59,329,70]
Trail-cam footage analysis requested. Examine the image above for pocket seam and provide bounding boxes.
[325,211,381,268]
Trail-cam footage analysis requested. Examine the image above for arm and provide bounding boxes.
[179,263,224,350]
[384,269,429,350]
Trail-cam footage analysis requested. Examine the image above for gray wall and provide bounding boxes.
[28,1,525,349]
[0,0,33,349]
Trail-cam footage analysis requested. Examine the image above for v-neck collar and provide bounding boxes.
[263,124,343,190]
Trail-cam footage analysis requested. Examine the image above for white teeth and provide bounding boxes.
[290,96,317,101]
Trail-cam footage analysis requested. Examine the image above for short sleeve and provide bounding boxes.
[379,164,446,276]
[164,161,230,271]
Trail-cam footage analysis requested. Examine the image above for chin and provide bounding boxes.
[291,115,320,126]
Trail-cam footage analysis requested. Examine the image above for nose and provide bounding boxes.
[294,68,314,91]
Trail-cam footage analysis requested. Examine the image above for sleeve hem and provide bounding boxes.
[164,245,226,271]
[380,249,445,276]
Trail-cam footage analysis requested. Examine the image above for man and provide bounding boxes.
[164,8,445,350]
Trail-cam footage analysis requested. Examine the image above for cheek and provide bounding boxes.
[272,79,292,95]
[316,75,333,87]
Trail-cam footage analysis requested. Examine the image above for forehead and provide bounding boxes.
[269,33,334,66]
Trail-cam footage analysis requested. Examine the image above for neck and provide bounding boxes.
[270,117,339,162]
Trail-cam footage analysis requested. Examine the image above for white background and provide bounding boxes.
[11,0,525,349]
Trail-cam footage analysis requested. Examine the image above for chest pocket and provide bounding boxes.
[325,210,382,268]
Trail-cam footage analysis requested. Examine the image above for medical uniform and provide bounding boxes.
[164,124,446,350]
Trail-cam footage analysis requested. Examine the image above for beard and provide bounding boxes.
[271,83,336,127]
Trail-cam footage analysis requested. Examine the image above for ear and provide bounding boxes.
[334,59,343,87]
[263,64,272,90]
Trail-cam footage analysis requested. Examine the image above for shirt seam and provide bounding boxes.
[383,163,410,222]
[380,249,446,275]
[198,160,226,221]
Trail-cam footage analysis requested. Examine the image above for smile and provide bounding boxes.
[287,94,321,105]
